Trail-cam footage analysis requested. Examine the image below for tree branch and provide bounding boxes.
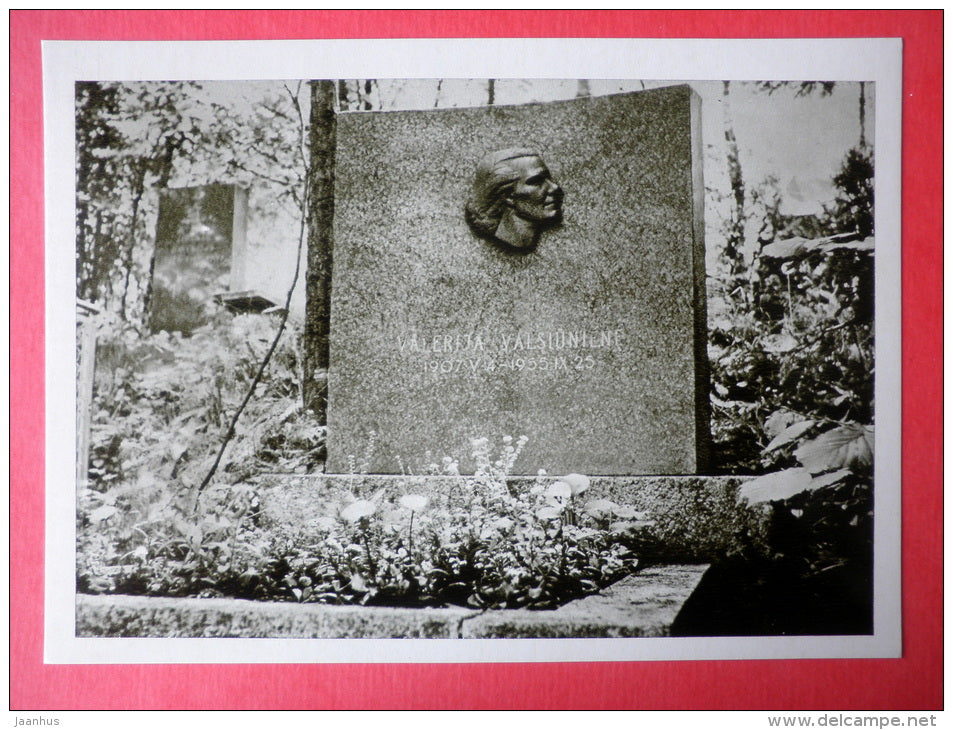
[194,84,312,502]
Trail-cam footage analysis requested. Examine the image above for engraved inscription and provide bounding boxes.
[397,329,621,376]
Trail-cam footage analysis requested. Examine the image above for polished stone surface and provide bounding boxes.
[325,86,708,475]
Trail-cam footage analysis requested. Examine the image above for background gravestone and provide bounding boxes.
[324,85,709,475]
[149,184,249,335]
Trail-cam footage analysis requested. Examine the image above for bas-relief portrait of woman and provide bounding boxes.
[465,147,563,251]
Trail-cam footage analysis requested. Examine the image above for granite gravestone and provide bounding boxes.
[324,85,709,475]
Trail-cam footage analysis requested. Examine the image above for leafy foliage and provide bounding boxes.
[80,311,320,596]
[76,81,209,322]
[703,140,875,630]
[79,435,654,609]
[87,313,324,496]
[708,146,874,476]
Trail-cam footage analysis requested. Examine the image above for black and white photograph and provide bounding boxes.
[43,39,902,663]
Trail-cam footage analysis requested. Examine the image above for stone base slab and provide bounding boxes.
[76,565,708,639]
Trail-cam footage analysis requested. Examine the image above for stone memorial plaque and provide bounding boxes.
[326,85,709,475]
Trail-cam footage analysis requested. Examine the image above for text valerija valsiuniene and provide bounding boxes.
[397,329,624,355]
[397,329,622,376]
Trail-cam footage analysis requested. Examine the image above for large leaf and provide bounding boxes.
[561,473,591,496]
[739,466,854,506]
[764,409,799,439]
[536,506,563,521]
[763,420,815,453]
[340,500,376,523]
[761,237,813,258]
[738,468,813,504]
[398,494,429,512]
[761,232,874,259]
[583,499,618,519]
[762,333,799,354]
[795,424,873,474]
[545,481,572,504]
[821,236,875,253]
[88,505,119,523]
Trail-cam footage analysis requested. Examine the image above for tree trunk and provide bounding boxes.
[303,80,337,420]
[139,134,179,329]
[859,81,867,149]
[722,81,746,279]
[117,165,147,323]
[363,79,376,110]
[337,80,349,111]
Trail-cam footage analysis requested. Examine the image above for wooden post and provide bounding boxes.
[76,299,100,489]
[303,80,336,420]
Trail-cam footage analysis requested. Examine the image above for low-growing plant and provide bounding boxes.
[78,436,656,610]
[260,466,654,609]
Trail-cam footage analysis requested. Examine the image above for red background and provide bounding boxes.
[10,10,942,710]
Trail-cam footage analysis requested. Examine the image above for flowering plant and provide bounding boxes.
[78,436,655,610]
